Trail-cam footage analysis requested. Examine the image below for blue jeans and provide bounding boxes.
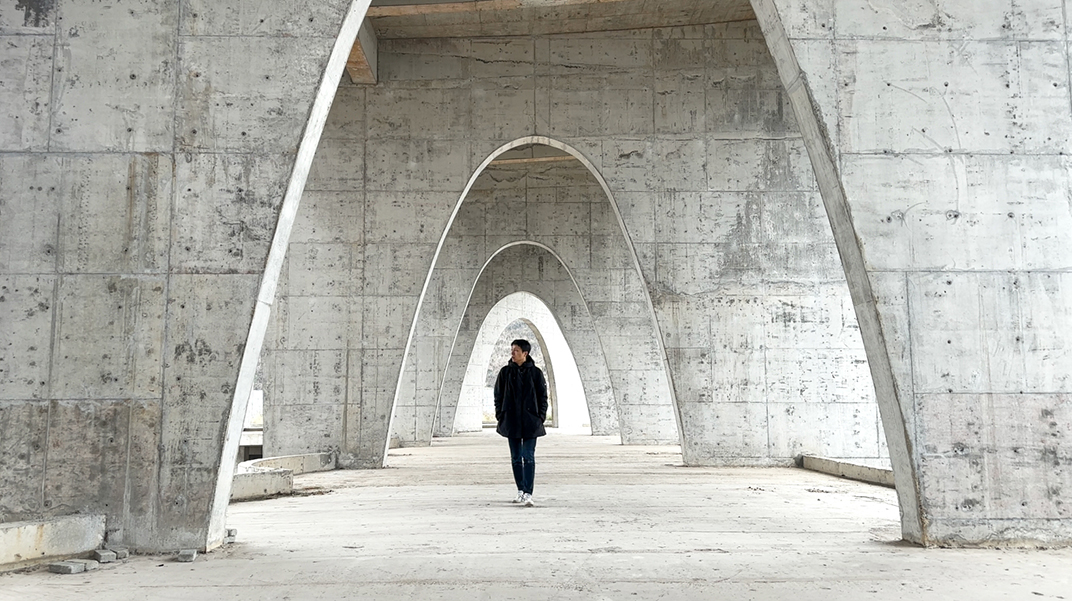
[508,437,537,495]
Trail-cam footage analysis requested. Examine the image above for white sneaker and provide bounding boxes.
[513,490,525,503]
[522,493,535,507]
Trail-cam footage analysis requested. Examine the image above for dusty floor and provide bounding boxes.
[3,431,1071,600]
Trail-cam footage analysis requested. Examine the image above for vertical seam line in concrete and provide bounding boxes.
[358,85,369,456]
[123,402,134,536]
[342,347,350,453]
[44,4,60,153]
[649,29,656,135]
[43,150,63,505]
[903,270,916,457]
[1064,2,1072,124]
[157,0,184,546]
[531,35,537,134]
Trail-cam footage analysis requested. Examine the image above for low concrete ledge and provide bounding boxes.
[251,452,336,475]
[801,455,896,488]
[0,514,105,572]
[231,452,335,502]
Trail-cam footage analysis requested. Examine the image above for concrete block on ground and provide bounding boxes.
[72,559,99,571]
[249,452,336,474]
[230,468,292,501]
[0,514,105,570]
[802,455,895,488]
[107,547,130,559]
[230,454,318,502]
[177,549,197,562]
[48,561,85,574]
[91,549,116,563]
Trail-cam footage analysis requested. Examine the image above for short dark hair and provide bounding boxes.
[511,339,531,354]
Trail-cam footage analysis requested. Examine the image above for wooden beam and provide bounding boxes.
[346,18,379,85]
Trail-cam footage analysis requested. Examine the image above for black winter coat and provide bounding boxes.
[493,357,548,439]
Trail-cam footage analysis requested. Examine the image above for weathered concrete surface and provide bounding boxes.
[0,0,355,552]
[752,0,1072,545]
[4,0,1069,553]
[0,514,104,571]
[3,434,1071,599]
[367,0,756,39]
[268,22,880,473]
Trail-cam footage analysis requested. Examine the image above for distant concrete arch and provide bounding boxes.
[441,262,600,437]
[387,136,682,459]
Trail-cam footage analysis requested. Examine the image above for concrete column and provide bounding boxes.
[752,0,1072,546]
[0,0,355,551]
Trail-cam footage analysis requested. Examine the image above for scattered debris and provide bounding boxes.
[177,549,198,562]
[92,549,117,563]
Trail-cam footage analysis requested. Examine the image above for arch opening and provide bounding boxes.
[387,138,681,456]
[452,292,592,436]
[242,22,902,549]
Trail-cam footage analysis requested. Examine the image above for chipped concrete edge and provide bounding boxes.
[0,514,105,572]
[801,455,896,488]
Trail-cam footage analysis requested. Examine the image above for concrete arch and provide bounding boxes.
[749,0,922,543]
[208,1,371,547]
[450,293,590,434]
[437,249,612,437]
[387,137,682,457]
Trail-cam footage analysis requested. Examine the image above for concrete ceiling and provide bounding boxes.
[366,0,756,39]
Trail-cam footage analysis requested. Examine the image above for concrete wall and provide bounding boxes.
[0,0,351,550]
[11,0,1065,550]
[753,0,1072,545]
[266,21,880,469]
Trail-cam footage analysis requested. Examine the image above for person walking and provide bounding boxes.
[494,339,548,507]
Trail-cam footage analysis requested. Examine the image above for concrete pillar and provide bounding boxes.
[752,0,1072,545]
[0,0,357,551]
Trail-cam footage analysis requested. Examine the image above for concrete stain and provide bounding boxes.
[174,339,215,365]
[15,0,54,28]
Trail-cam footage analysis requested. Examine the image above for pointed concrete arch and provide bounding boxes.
[208,1,372,548]
[437,247,611,437]
[450,292,591,434]
[750,0,922,543]
[386,137,682,460]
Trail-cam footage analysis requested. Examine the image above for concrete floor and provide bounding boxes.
[3,431,1071,600]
